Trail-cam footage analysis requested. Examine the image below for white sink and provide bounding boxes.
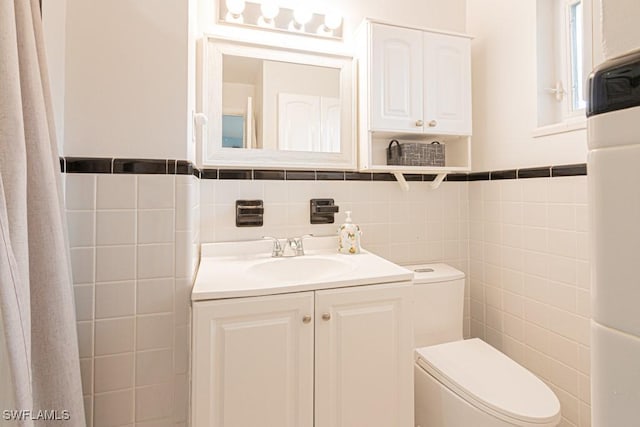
[192,236,413,300]
[247,256,354,283]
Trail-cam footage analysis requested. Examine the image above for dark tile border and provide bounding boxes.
[490,169,517,180]
[254,170,285,180]
[518,167,551,179]
[317,171,345,181]
[467,172,490,181]
[219,169,252,180]
[552,163,587,177]
[286,170,316,180]
[58,157,587,182]
[65,157,112,174]
[113,158,167,174]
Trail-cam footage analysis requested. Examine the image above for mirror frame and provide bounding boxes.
[200,35,355,170]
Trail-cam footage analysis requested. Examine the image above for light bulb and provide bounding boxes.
[293,5,312,26]
[324,11,342,30]
[260,1,279,20]
[225,0,245,16]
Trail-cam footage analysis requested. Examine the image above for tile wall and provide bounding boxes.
[65,173,199,427]
[199,179,472,337]
[65,169,591,427]
[468,176,590,427]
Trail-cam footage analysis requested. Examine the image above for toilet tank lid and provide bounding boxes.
[403,263,465,284]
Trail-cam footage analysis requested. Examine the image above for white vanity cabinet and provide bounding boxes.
[357,19,473,173]
[192,292,315,427]
[192,282,413,427]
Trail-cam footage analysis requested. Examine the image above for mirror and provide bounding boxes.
[201,37,354,169]
[222,55,341,153]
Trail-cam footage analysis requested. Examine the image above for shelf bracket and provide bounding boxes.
[430,173,447,189]
[393,172,410,192]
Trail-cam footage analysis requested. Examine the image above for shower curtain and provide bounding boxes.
[0,0,85,426]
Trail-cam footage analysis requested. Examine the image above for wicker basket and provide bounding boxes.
[386,140,445,167]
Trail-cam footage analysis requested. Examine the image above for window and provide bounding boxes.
[567,0,586,112]
[535,0,592,133]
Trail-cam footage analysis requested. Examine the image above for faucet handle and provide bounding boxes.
[290,234,312,256]
[263,236,283,257]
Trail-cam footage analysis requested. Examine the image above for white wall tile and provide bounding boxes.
[138,175,174,209]
[135,383,174,422]
[97,175,136,210]
[96,210,136,246]
[74,285,94,321]
[137,278,174,315]
[136,349,173,386]
[67,211,95,247]
[80,357,93,395]
[94,353,134,392]
[96,246,135,282]
[93,389,134,427]
[95,317,135,356]
[77,321,94,358]
[136,314,173,350]
[95,281,135,319]
[138,210,174,244]
[66,174,96,210]
[71,247,95,284]
[137,244,174,279]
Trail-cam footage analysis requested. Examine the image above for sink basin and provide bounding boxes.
[247,256,354,283]
[192,236,414,300]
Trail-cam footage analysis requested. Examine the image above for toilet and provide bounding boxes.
[407,263,561,427]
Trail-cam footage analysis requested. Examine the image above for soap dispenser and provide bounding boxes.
[338,211,362,254]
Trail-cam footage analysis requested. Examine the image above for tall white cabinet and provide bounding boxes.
[192,282,413,427]
[357,20,473,174]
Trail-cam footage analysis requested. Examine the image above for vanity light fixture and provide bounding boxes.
[257,0,279,28]
[225,0,246,23]
[217,0,343,40]
[289,4,313,32]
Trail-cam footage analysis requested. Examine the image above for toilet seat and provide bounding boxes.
[415,338,561,426]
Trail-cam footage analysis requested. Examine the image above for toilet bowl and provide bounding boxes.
[407,264,561,427]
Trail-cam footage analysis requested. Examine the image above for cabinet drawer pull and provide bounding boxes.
[415,119,423,127]
[322,313,331,321]
[302,315,312,324]
[428,120,438,127]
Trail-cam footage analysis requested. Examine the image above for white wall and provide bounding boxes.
[46,0,191,159]
[466,0,588,171]
[600,0,640,59]
[46,0,466,161]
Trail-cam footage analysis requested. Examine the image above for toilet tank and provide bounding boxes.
[405,263,466,348]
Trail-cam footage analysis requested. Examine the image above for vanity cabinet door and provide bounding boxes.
[423,31,472,135]
[370,24,424,132]
[314,282,414,427]
[192,292,314,427]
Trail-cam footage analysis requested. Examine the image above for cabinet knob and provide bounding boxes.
[415,119,424,127]
[428,120,438,127]
[302,315,312,324]
[321,313,331,321]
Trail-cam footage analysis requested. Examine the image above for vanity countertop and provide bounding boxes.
[192,236,413,301]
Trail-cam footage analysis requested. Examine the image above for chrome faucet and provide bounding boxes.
[263,235,311,257]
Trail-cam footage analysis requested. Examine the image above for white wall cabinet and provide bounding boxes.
[358,20,473,174]
[192,282,413,427]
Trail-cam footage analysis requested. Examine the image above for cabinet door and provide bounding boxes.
[314,283,414,427]
[371,24,423,132]
[423,32,472,135]
[192,292,314,427]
